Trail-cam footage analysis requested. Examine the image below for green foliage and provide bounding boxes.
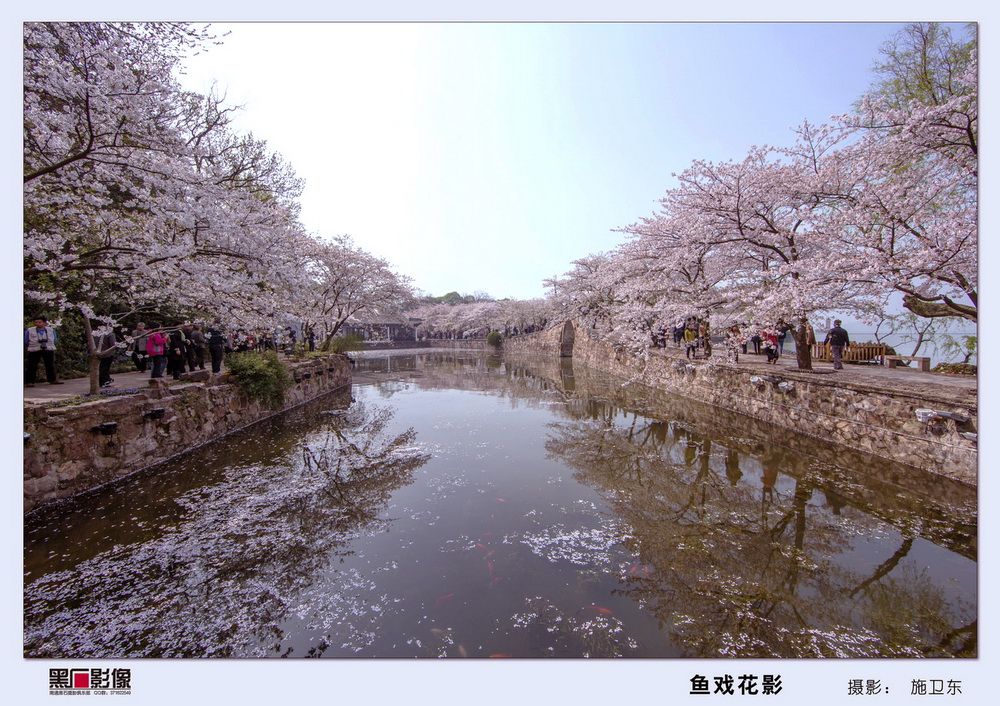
[865,23,977,111]
[320,334,365,354]
[486,331,502,347]
[932,362,977,376]
[937,334,977,365]
[225,350,293,408]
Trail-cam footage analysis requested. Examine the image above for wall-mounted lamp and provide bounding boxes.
[778,381,796,393]
[934,410,971,423]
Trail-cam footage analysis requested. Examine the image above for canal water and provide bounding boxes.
[24,351,977,659]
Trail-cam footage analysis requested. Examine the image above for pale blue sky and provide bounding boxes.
[178,21,951,299]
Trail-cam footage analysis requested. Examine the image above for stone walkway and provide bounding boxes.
[23,369,207,405]
[652,345,977,403]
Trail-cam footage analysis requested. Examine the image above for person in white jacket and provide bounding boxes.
[24,317,63,386]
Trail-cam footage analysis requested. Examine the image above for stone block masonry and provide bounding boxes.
[23,355,353,514]
[507,326,977,485]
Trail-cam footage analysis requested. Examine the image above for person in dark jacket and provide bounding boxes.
[824,319,851,370]
[166,327,187,380]
[205,319,230,374]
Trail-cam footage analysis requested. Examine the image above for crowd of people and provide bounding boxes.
[650,317,851,368]
[24,318,312,389]
[24,313,857,388]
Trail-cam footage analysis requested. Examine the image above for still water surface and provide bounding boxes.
[24,351,977,658]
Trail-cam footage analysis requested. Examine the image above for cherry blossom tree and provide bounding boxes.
[829,34,977,323]
[298,236,414,346]
[24,22,319,392]
[544,24,976,369]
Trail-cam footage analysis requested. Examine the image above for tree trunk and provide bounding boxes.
[82,316,101,395]
[793,318,813,370]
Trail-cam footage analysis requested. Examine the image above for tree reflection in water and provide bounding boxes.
[546,414,976,657]
[24,351,976,658]
[24,401,429,658]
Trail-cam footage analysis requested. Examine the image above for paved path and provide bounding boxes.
[653,345,977,401]
[23,369,203,405]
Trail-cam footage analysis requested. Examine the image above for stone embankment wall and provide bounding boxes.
[23,355,353,513]
[506,327,977,484]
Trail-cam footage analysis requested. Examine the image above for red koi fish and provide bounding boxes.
[486,550,496,558]
[435,593,455,608]
[486,562,494,576]
[496,498,506,502]
[480,532,493,539]
[490,654,512,658]
[584,605,614,616]
[491,577,503,584]
[474,543,488,551]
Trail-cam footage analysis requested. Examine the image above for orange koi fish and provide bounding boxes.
[585,605,614,616]
[486,562,494,576]
[490,654,512,658]
[435,593,455,608]
[474,543,488,551]
[496,498,506,502]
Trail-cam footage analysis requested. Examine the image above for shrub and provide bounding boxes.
[932,362,977,376]
[320,334,365,354]
[225,350,294,408]
[486,331,502,347]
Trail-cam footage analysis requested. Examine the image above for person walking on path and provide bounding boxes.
[762,328,780,364]
[725,325,742,364]
[146,328,168,378]
[205,319,230,374]
[24,317,63,386]
[684,321,698,359]
[190,324,207,370]
[776,319,793,354]
[92,328,118,388]
[130,322,149,372]
[166,327,187,380]
[824,319,851,370]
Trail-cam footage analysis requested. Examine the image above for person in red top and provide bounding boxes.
[146,327,168,379]
[762,328,780,364]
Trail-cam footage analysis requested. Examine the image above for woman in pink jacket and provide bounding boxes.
[146,328,168,379]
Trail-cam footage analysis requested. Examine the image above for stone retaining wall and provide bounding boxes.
[507,326,977,484]
[23,355,353,513]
